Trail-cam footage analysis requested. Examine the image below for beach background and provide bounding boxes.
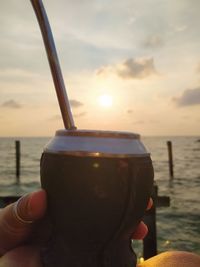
[0,135,199,257]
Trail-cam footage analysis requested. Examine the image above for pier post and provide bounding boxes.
[167,141,174,179]
[15,140,20,184]
[143,184,157,259]
[143,184,170,259]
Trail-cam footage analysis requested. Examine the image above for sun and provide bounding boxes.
[98,94,113,107]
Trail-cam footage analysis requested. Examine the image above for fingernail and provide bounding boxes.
[27,189,46,220]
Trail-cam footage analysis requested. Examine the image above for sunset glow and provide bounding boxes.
[98,94,113,108]
[0,0,200,136]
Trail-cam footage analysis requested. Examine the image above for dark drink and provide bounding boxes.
[40,129,154,267]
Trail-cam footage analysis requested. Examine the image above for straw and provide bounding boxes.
[30,0,76,130]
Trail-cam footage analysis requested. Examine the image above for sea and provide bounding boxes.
[0,136,200,257]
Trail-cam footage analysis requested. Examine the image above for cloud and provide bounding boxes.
[133,120,145,125]
[97,57,158,80]
[74,112,87,118]
[50,111,86,122]
[49,110,86,122]
[174,87,200,106]
[127,109,133,114]
[49,115,62,121]
[69,99,84,108]
[143,35,164,49]
[1,100,22,109]
[118,58,158,79]
[174,25,188,32]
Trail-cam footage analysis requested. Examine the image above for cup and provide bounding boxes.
[40,129,154,267]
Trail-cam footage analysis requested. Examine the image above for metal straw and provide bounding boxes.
[30,0,76,130]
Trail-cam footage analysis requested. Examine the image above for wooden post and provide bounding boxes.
[15,140,20,184]
[143,184,170,259]
[143,184,158,259]
[167,141,174,179]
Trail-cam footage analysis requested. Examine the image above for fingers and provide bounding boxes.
[0,246,43,267]
[131,198,153,240]
[0,189,46,256]
[146,198,153,211]
[131,221,148,240]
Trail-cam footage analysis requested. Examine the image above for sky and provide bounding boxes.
[0,0,200,137]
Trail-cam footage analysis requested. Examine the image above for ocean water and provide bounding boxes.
[0,136,200,255]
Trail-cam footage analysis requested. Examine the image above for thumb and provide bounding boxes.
[0,189,46,256]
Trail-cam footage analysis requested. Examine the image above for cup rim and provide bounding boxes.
[56,129,140,140]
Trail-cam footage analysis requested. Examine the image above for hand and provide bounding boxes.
[0,190,47,267]
[131,198,153,240]
[0,190,152,267]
